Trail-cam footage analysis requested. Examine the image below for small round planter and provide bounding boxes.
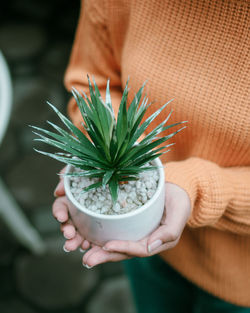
[64,157,165,245]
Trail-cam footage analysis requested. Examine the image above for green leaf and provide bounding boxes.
[109,128,118,161]
[32,130,112,170]
[117,176,138,181]
[83,181,102,192]
[117,166,158,175]
[31,124,108,166]
[138,110,173,145]
[127,99,174,151]
[141,121,187,146]
[63,169,106,178]
[47,102,98,154]
[96,95,113,145]
[129,148,170,168]
[34,149,95,170]
[87,76,105,136]
[85,122,112,162]
[102,170,114,187]
[115,79,129,150]
[128,96,148,139]
[105,79,115,119]
[109,177,119,203]
[119,130,179,166]
[127,81,147,128]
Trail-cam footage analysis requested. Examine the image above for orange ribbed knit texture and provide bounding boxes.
[64,0,250,306]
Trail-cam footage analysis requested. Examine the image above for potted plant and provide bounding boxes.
[31,77,186,245]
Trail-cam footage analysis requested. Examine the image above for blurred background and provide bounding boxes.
[0,0,136,312]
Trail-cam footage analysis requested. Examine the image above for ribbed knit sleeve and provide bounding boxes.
[64,0,123,129]
[165,158,250,235]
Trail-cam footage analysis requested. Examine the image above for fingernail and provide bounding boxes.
[63,232,71,240]
[63,245,70,253]
[79,248,86,253]
[56,212,67,223]
[148,239,162,253]
[82,262,93,269]
[102,246,110,251]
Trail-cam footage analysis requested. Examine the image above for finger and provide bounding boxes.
[147,236,180,255]
[52,196,69,223]
[81,240,91,250]
[54,178,65,197]
[103,239,149,257]
[83,245,102,260]
[54,167,67,197]
[64,232,83,252]
[147,225,179,253]
[60,220,76,240]
[83,245,130,268]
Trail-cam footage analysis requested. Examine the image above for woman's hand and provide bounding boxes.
[82,182,191,268]
[52,170,191,268]
[52,167,90,251]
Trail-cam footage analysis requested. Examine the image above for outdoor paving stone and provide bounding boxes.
[5,153,62,210]
[86,276,136,313]
[0,298,38,313]
[0,23,46,61]
[15,252,99,310]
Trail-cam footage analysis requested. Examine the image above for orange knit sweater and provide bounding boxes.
[64,0,250,306]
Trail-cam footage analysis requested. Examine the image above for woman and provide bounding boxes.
[52,1,250,312]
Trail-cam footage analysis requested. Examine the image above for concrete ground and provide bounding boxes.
[0,1,136,312]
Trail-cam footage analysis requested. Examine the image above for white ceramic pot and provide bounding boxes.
[64,158,165,245]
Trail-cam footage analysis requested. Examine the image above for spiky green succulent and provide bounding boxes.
[31,76,186,203]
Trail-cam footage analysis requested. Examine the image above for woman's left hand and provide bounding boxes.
[82,182,191,268]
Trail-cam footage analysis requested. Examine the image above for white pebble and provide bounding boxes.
[70,165,159,215]
[145,181,152,189]
[147,190,154,199]
[113,203,121,213]
[96,201,102,209]
[99,195,105,202]
[124,184,132,192]
[136,181,141,189]
[80,198,85,206]
[129,191,136,200]
[101,206,109,214]
[90,205,97,211]
[128,180,136,186]
[85,199,91,207]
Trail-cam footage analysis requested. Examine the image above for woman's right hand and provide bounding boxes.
[52,167,91,252]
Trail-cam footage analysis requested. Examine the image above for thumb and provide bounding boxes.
[54,167,66,197]
[147,224,179,254]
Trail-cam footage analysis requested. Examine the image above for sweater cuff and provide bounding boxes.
[164,158,198,210]
[164,157,233,228]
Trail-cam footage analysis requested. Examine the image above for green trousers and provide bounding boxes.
[123,255,250,313]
